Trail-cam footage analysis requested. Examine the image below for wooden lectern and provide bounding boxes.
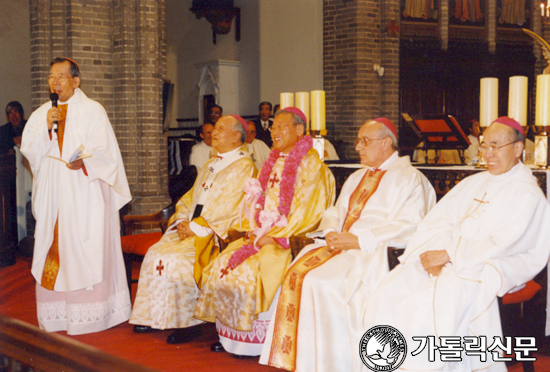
[402,113,471,165]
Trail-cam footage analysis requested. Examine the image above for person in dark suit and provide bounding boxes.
[0,101,27,154]
[253,101,273,147]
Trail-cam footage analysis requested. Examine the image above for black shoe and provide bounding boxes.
[232,353,259,359]
[210,341,225,352]
[133,325,158,333]
[166,326,203,344]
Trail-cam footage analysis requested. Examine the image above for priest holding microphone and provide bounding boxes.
[21,57,132,335]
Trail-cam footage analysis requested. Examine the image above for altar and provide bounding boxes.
[327,162,549,201]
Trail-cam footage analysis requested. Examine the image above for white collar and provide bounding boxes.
[491,161,522,180]
[216,146,240,159]
[365,151,398,171]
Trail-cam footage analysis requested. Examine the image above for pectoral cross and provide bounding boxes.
[473,194,489,205]
[156,260,164,276]
[460,192,489,222]
[269,174,280,188]
[220,266,230,279]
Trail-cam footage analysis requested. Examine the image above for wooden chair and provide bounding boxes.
[121,165,197,295]
[121,205,175,294]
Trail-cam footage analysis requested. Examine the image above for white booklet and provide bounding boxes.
[47,144,92,165]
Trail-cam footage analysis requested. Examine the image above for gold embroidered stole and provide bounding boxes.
[268,168,386,370]
[193,216,218,288]
[41,104,68,290]
[342,169,387,231]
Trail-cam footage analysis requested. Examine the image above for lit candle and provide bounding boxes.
[542,2,545,16]
[310,90,326,131]
[508,76,528,126]
[480,78,498,127]
[536,74,550,127]
[295,92,310,130]
[280,92,294,109]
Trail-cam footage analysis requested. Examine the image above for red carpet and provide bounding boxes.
[2,255,550,371]
[0,256,277,372]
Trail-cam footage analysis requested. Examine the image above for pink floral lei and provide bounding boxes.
[227,135,313,269]
[255,135,313,222]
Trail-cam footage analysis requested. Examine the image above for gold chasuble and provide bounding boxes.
[194,149,335,334]
[40,104,68,290]
[268,168,386,371]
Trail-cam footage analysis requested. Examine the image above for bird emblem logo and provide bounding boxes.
[359,325,407,371]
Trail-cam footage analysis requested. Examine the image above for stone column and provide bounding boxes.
[323,0,400,159]
[29,0,170,216]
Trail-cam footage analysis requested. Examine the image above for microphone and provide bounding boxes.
[50,93,58,133]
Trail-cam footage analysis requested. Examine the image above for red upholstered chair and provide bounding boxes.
[121,205,175,295]
[499,279,543,372]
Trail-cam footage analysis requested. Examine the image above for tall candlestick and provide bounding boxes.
[536,74,550,127]
[508,76,528,126]
[480,78,498,127]
[310,90,326,131]
[280,92,294,109]
[295,92,310,130]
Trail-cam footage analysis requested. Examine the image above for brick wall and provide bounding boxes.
[324,0,400,159]
[29,0,170,216]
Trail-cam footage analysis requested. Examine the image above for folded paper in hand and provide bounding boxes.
[47,144,92,165]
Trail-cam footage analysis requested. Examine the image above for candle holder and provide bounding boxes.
[310,130,325,161]
[534,126,550,168]
[475,133,487,169]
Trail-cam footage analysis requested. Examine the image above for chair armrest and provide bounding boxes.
[387,247,405,271]
[289,235,314,259]
[227,229,247,243]
[218,229,247,252]
[122,204,175,235]
[159,220,170,234]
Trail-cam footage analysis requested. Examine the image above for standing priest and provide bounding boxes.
[261,118,436,371]
[353,117,550,372]
[21,57,132,335]
[194,107,335,358]
[130,115,256,344]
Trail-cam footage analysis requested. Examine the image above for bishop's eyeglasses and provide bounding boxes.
[354,137,384,147]
[479,140,519,154]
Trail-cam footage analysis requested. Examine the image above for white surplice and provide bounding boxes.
[353,162,550,372]
[21,88,132,334]
[260,153,436,371]
[464,134,480,165]
[189,140,213,172]
[246,138,270,170]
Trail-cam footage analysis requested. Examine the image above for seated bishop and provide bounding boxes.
[352,117,550,372]
[129,115,256,344]
[260,118,436,371]
[193,107,336,357]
